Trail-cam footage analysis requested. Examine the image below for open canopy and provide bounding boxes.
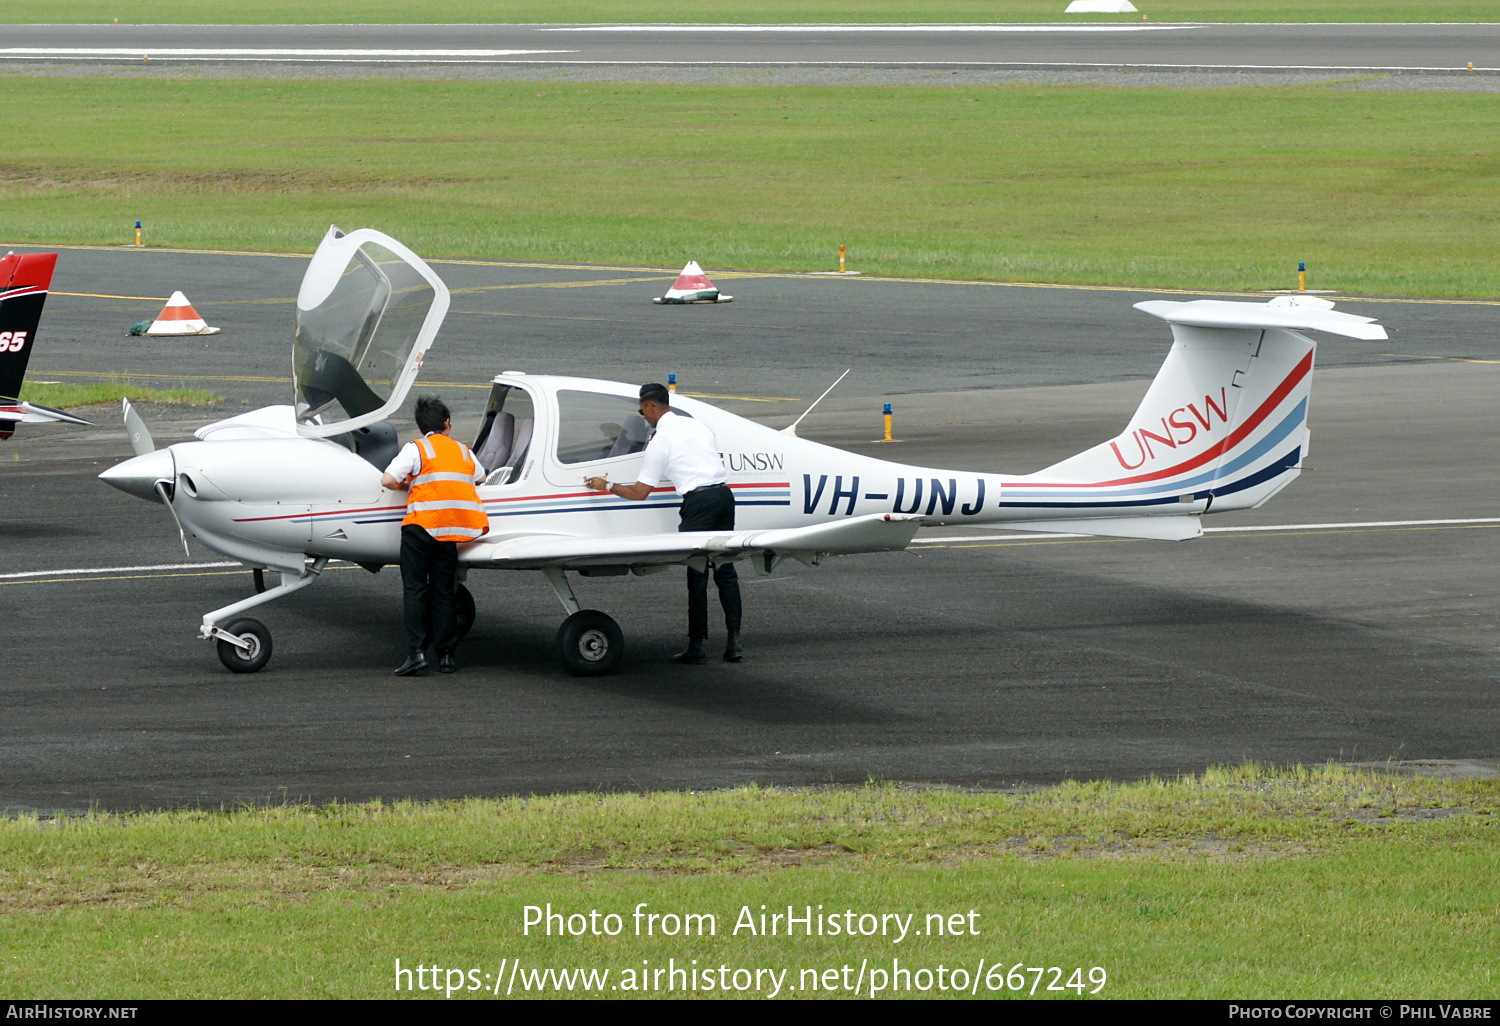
[293,226,450,437]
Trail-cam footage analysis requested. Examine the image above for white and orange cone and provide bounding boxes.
[132,291,220,336]
[653,261,732,305]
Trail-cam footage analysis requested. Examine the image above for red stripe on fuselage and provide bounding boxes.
[229,481,790,522]
[232,503,405,523]
[1007,350,1313,490]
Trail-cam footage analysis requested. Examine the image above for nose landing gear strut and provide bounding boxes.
[201,557,328,673]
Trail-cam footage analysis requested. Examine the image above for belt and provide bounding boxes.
[685,483,730,496]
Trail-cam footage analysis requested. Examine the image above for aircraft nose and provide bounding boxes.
[98,448,175,503]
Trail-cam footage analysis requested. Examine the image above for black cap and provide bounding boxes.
[639,382,670,405]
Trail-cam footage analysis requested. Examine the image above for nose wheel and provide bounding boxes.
[215,618,273,673]
[556,609,624,677]
[200,558,326,674]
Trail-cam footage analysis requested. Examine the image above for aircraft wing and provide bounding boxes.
[461,512,924,570]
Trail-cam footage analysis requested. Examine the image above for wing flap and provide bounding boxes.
[461,512,923,569]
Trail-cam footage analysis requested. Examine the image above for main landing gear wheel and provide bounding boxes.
[455,584,475,639]
[216,618,272,674]
[556,609,623,677]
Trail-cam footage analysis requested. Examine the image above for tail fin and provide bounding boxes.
[0,252,57,403]
[1007,298,1385,521]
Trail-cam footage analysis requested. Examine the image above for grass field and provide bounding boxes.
[2,766,1496,998]
[16,381,220,408]
[4,1,1497,24]
[4,77,1498,296]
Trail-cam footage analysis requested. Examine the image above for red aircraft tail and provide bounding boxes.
[0,252,58,438]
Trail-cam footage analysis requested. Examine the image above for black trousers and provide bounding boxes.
[400,524,459,659]
[679,484,742,640]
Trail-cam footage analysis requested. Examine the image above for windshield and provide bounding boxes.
[293,233,438,429]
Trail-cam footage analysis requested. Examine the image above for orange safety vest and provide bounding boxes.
[402,433,490,542]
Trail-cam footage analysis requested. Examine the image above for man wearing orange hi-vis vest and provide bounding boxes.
[381,396,490,676]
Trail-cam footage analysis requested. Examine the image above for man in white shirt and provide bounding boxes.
[584,382,743,664]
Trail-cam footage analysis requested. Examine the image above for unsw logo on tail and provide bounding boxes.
[1111,387,1231,470]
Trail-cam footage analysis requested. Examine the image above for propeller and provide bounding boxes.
[156,480,191,558]
[123,397,154,456]
[120,398,188,556]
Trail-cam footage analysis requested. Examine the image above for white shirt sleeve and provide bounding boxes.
[458,441,486,482]
[384,441,422,482]
[635,433,668,488]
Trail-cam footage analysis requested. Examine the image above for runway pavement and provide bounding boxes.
[4,244,1500,812]
[3,22,1498,75]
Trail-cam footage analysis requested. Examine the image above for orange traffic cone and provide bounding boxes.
[132,291,220,336]
[653,261,732,304]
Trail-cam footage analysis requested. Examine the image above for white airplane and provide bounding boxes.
[99,227,1387,676]
[0,251,93,438]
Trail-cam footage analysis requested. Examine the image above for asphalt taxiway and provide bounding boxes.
[3,22,1498,80]
[3,245,1500,811]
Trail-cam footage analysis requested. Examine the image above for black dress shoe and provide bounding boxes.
[673,639,707,664]
[723,632,743,663]
[439,653,457,674]
[394,653,428,676]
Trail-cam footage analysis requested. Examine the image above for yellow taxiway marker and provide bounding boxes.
[1377,353,1500,365]
[16,241,1500,308]
[29,368,797,400]
[55,290,170,301]
[679,391,799,403]
[450,276,671,294]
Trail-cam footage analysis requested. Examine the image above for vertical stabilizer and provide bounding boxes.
[1003,299,1384,522]
[0,252,58,438]
[0,252,56,402]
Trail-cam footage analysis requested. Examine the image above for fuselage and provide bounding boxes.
[102,369,1301,574]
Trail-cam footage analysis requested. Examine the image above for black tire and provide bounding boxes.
[216,618,272,674]
[455,584,475,639]
[556,609,624,677]
[252,568,266,594]
[423,584,476,641]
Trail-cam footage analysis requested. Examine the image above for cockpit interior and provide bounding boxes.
[472,382,536,485]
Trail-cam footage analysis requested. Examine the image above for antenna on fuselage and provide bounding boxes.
[781,367,850,437]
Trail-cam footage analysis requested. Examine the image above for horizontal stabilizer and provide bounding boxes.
[463,512,923,569]
[1134,299,1387,341]
[13,399,93,427]
[1002,516,1203,542]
